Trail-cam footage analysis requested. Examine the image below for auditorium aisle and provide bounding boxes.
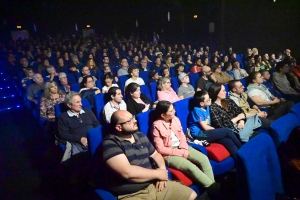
[0,108,97,200]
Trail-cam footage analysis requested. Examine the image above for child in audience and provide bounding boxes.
[177,72,195,99]
[189,91,242,161]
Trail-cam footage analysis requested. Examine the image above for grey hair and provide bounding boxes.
[46,66,55,74]
[157,77,170,91]
[71,54,78,61]
[58,72,67,79]
[64,91,80,105]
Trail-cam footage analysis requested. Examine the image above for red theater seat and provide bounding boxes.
[168,168,193,186]
[206,143,230,162]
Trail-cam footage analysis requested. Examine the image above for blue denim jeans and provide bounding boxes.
[195,128,242,161]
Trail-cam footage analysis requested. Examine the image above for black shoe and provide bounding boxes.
[206,182,221,200]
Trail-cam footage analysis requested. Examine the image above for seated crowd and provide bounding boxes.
[2,34,300,199]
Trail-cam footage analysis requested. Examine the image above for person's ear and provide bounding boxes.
[200,102,205,107]
[67,103,72,109]
[115,124,122,132]
[160,113,166,119]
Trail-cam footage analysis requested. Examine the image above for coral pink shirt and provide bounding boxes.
[157,88,180,103]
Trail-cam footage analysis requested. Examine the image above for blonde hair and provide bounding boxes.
[43,81,64,99]
[157,77,170,91]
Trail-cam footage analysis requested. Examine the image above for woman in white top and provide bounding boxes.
[246,71,294,120]
[102,72,118,93]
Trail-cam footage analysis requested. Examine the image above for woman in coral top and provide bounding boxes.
[151,101,219,196]
[157,77,180,103]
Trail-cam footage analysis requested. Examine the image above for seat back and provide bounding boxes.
[118,75,129,94]
[70,83,80,92]
[67,73,77,84]
[171,76,180,93]
[224,84,229,97]
[136,110,155,138]
[236,133,284,200]
[189,73,200,89]
[170,67,176,77]
[140,85,152,101]
[87,126,104,157]
[94,94,106,121]
[81,98,91,109]
[149,81,158,101]
[270,113,300,147]
[290,102,300,121]
[174,97,192,133]
[95,80,103,90]
[139,71,149,84]
[96,69,104,80]
[240,78,247,88]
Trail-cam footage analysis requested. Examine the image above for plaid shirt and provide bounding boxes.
[210,98,246,133]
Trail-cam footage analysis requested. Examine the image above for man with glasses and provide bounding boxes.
[139,58,149,71]
[118,58,129,77]
[94,110,198,200]
[228,80,273,129]
[78,66,97,83]
[103,87,127,123]
[58,91,100,149]
[196,66,217,91]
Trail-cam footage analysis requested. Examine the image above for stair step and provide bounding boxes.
[0,97,24,110]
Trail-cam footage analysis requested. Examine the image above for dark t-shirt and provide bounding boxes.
[96,132,156,195]
[196,77,213,91]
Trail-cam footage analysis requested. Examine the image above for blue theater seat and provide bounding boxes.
[171,76,180,93]
[270,113,300,147]
[149,81,158,101]
[139,71,149,83]
[170,67,176,77]
[95,80,103,90]
[140,85,152,102]
[189,73,200,89]
[67,73,76,84]
[236,133,284,200]
[70,83,80,92]
[87,126,117,200]
[118,75,129,94]
[240,78,247,88]
[94,93,105,122]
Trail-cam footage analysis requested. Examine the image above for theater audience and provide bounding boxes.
[163,55,174,68]
[190,57,203,73]
[196,66,216,91]
[93,110,198,200]
[211,63,233,84]
[161,67,170,78]
[139,58,149,71]
[78,66,97,83]
[151,56,163,71]
[86,58,98,76]
[175,63,185,76]
[232,59,248,80]
[38,58,52,74]
[125,83,155,115]
[157,77,180,103]
[58,72,72,93]
[79,75,101,108]
[273,61,300,103]
[147,70,160,85]
[46,66,58,81]
[103,87,126,123]
[245,72,294,119]
[27,73,45,105]
[117,58,129,76]
[58,91,100,149]
[101,73,118,93]
[56,57,67,73]
[21,68,34,89]
[208,83,261,142]
[224,62,235,79]
[124,66,145,88]
[261,53,272,70]
[40,81,65,139]
[189,91,242,161]
[177,73,195,99]
[151,101,219,198]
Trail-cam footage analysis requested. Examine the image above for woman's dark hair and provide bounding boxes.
[224,62,231,70]
[247,71,260,84]
[80,75,93,88]
[102,72,114,85]
[254,55,260,64]
[192,91,208,108]
[125,82,140,97]
[154,100,172,120]
[161,67,169,77]
[208,83,223,103]
[210,63,220,72]
[175,63,184,72]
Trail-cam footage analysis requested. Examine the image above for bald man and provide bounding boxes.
[94,110,197,200]
[196,66,217,91]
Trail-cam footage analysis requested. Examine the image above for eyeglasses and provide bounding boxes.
[119,115,136,125]
[204,98,212,102]
[87,80,94,83]
[164,81,171,84]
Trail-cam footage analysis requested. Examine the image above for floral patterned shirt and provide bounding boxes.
[40,94,66,121]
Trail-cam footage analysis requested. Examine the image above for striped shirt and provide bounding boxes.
[99,131,156,195]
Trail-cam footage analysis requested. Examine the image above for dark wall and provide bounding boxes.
[0,0,300,56]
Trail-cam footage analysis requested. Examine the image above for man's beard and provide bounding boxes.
[122,126,139,136]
